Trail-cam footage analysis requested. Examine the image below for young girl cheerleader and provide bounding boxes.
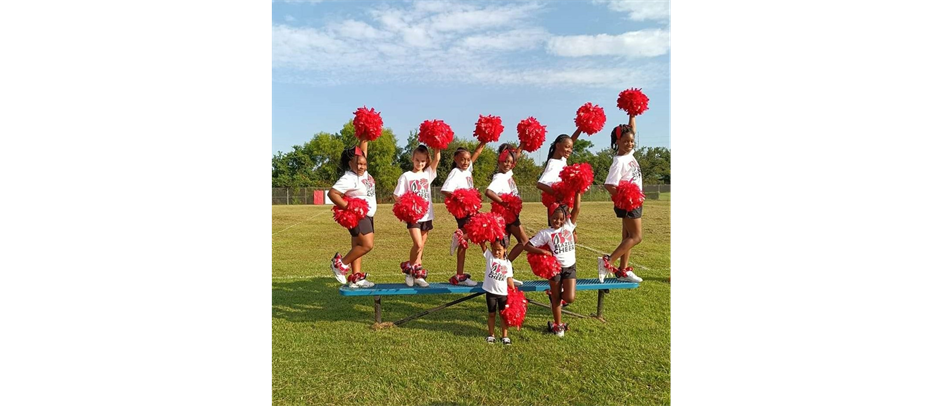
[597,115,644,283]
[327,138,376,288]
[482,237,516,345]
[394,144,441,288]
[440,141,487,286]
[536,129,583,223]
[485,144,528,263]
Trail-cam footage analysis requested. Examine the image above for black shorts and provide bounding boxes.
[504,216,521,234]
[455,215,471,230]
[348,216,374,237]
[614,205,643,219]
[406,220,434,231]
[486,291,508,313]
[551,265,577,282]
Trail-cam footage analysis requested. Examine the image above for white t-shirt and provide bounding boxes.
[528,218,577,267]
[440,163,474,193]
[486,170,518,196]
[538,157,567,186]
[482,249,514,296]
[331,171,377,217]
[393,167,437,222]
[604,151,643,188]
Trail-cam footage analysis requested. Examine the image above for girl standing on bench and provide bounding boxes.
[482,237,516,345]
[484,143,528,264]
[394,144,441,288]
[536,129,582,225]
[328,139,377,288]
[597,115,644,283]
[524,191,582,337]
[440,141,487,286]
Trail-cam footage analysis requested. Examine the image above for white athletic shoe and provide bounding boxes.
[331,252,349,284]
[597,257,607,282]
[512,279,523,287]
[414,278,430,288]
[405,274,415,287]
[349,278,375,289]
[617,270,643,283]
[450,230,462,256]
[501,337,511,345]
[458,277,477,287]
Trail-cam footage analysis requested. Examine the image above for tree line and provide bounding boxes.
[272,120,670,201]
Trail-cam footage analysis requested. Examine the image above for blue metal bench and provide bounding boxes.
[339,279,639,325]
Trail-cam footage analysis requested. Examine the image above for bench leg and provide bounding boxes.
[393,292,485,326]
[592,289,609,322]
[374,295,382,323]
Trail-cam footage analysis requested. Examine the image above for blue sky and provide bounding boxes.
[272,0,670,160]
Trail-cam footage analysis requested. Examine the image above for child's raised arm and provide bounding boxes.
[470,140,486,163]
[429,147,442,172]
[358,138,369,158]
[570,192,582,224]
[570,127,583,142]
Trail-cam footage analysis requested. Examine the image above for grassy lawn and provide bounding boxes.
[273,200,670,405]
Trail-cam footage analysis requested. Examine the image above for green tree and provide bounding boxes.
[396,130,420,173]
[271,122,401,199]
[635,147,671,184]
[271,132,344,188]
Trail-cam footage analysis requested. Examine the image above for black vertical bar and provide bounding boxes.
[374,295,382,323]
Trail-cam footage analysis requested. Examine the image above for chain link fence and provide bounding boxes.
[273,184,670,205]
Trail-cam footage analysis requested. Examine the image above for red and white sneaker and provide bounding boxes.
[615,266,643,283]
[346,272,374,288]
[412,265,429,288]
[547,321,569,337]
[597,255,615,282]
[330,252,350,284]
[401,261,414,287]
[449,273,477,286]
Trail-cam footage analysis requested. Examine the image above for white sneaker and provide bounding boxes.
[405,274,415,287]
[554,323,568,337]
[415,278,430,288]
[349,278,375,288]
[458,277,477,287]
[597,257,607,282]
[618,270,643,283]
[512,279,523,287]
[501,337,511,345]
[331,252,349,284]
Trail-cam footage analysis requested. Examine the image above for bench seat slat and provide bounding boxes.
[338,278,638,296]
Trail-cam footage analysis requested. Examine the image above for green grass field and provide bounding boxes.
[273,200,670,405]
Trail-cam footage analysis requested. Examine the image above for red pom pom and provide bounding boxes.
[444,188,482,219]
[501,288,528,329]
[474,115,503,144]
[540,191,555,208]
[332,197,369,229]
[557,163,595,195]
[617,88,649,116]
[352,106,383,141]
[392,191,429,223]
[516,117,547,152]
[464,212,507,244]
[490,194,522,224]
[554,183,575,207]
[574,102,607,135]
[527,244,561,279]
[418,119,454,150]
[612,181,646,211]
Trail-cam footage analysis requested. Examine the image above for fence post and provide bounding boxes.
[286,189,289,205]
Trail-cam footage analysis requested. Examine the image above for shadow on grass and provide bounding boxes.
[272,278,494,338]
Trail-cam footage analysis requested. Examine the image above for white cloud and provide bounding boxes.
[463,64,665,88]
[327,20,385,40]
[271,2,668,89]
[272,25,350,69]
[594,0,670,21]
[427,3,542,33]
[546,29,669,57]
[458,28,547,51]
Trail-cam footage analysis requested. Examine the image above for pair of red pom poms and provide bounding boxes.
[444,188,482,219]
[612,181,645,211]
[527,244,561,280]
[392,191,430,223]
[617,88,649,116]
[490,194,522,224]
[516,117,547,152]
[474,115,503,144]
[574,103,607,135]
[352,107,384,141]
[332,197,370,229]
[464,212,507,244]
[501,288,528,329]
[418,119,455,150]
